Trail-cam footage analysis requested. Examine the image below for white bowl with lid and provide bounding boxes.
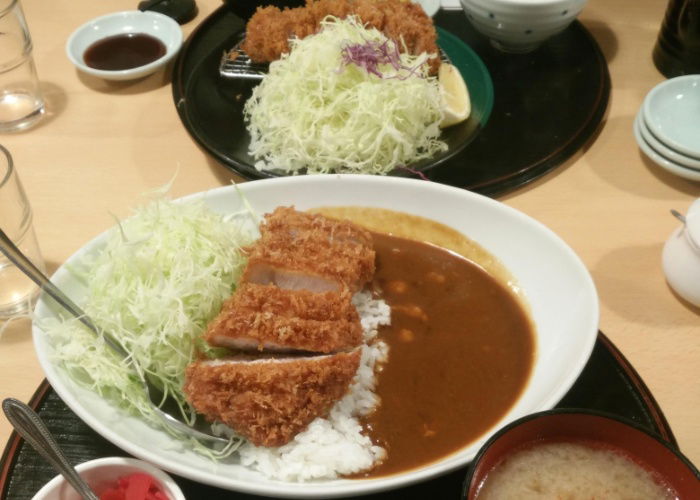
[66,10,183,81]
[643,75,700,159]
[662,199,700,307]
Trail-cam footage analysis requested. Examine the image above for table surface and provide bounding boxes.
[1,0,699,476]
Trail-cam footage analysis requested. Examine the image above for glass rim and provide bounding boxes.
[0,144,14,189]
[0,0,19,18]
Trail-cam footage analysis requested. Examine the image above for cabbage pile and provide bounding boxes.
[244,16,446,175]
[44,198,255,440]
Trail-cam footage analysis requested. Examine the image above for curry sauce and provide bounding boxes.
[314,207,535,478]
[361,232,534,477]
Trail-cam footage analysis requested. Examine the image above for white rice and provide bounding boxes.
[231,290,391,481]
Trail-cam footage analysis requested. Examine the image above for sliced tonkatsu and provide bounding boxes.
[244,207,375,293]
[185,207,376,447]
[205,283,363,353]
[184,350,361,447]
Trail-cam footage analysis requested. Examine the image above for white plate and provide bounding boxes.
[642,74,700,160]
[634,115,700,182]
[33,175,599,498]
[637,112,700,171]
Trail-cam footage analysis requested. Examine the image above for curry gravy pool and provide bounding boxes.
[316,207,536,478]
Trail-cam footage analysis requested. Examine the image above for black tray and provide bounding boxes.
[0,333,676,500]
[172,2,610,197]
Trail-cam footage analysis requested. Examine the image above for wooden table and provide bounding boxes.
[2,0,699,476]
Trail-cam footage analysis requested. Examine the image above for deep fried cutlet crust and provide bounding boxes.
[241,0,440,73]
[184,350,361,447]
[244,207,375,292]
[261,206,373,248]
[204,283,363,353]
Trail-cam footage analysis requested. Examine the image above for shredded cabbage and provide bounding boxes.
[42,197,256,449]
[243,16,447,175]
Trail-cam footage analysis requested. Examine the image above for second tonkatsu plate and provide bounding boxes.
[32,175,598,497]
[173,2,494,179]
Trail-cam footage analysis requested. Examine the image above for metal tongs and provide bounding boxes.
[219,39,268,80]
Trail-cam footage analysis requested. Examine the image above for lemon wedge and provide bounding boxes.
[439,63,471,128]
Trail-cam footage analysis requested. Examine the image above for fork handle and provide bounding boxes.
[0,227,129,359]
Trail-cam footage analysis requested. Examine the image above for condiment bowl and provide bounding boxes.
[66,10,183,81]
[463,409,700,499]
[459,0,588,53]
[633,111,700,182]
[32,456,185,500]
[642,74,700,159]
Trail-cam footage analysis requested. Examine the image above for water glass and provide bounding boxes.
[0,0,44,132]
[0,144,44,317]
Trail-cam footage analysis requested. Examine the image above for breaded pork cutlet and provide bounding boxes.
[261,206,373,247]
[184,350,361,447]
[244,207,375,293]
[204,283,363,353]
[241,0,440,74]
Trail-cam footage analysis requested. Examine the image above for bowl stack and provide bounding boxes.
[634,75,700,182]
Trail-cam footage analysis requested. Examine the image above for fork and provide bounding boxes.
[219,40,268,80]
[0,228,230,446]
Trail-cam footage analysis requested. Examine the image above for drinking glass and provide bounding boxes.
[0,0,44,132]
[0,144,44,317]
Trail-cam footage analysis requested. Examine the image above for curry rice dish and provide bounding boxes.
[184,206,535,477]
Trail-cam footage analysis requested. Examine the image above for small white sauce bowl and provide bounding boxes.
[663,199,700,307]
[643,75,700,159]
[32,456,186,500]
[459,0,588,53]
[66,10,183,81]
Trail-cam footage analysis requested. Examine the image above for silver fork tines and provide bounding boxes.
[219,42,268,80]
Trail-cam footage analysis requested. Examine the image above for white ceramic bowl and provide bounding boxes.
[460,0,588,53]
[663,199,700,307]
[32,176,599,498]
[32,457,185,500]
[643,75,700,159]
[633,113,700,182]
[66,10,183,81]
[636,112,700,171]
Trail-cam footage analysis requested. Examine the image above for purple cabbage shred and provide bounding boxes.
[340,38,424,79]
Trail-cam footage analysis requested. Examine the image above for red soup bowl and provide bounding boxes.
[463,409,700,499]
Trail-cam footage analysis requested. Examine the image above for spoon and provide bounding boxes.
[2,398,100,500]
[671,209,687,225]
[0,228,228,445]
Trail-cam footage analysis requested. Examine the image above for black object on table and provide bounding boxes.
[0,333,676,500]
[172,2,610,197]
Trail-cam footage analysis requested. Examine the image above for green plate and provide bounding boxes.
[437,27,494,134]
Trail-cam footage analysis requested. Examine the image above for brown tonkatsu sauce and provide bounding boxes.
[359,232,534,477]
[84,33,166,71]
